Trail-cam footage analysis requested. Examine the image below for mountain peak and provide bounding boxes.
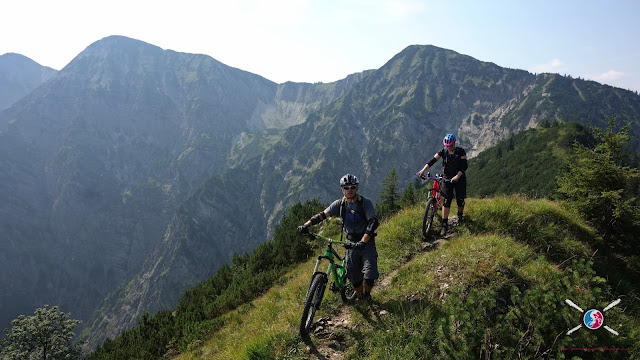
[1,52,40,65]
[0,52,58,111]
[60,35,165,72]
[89,35,162,50]
[0,52,56,72]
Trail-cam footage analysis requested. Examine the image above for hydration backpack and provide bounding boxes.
[339,194,367,226]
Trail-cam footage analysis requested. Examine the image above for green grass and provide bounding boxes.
[177,195,640,359]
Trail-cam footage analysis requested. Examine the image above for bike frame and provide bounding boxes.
[421,172,447,205]
[430,176,443,206]
[417,172,454,240]
[305,232,350,298]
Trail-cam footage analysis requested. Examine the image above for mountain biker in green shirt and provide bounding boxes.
[417,133,468,236]
[298,174,380,302]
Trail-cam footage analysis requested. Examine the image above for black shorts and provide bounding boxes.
[441,177,466,208]
[345,239,379,285]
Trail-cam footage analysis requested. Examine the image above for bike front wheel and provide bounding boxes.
[300,273,327,336]
[422,197,437,240]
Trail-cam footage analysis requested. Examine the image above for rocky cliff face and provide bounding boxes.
[0,36,361,335]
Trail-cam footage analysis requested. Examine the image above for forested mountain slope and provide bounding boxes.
[466,122,596,198]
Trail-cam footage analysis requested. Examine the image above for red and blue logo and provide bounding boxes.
[583,309,604,330]
[565,299,620,336]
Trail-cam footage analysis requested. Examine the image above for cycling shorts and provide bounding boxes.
[345,238,379,284]
[441,177,466,208]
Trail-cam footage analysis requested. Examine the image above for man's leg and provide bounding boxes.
[361,244,379,302]
[362,280,374,303]
[364,280,374,296]
[441,206,450,235]
[441,181,455,235]
[354,284,363,299]
[442,206,450,220]
[346,249,364,299]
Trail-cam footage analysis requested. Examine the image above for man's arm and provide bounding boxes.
[418,152,441,175]
[452,151,467,181]
[360,216,379,243]
[302,210,330,227]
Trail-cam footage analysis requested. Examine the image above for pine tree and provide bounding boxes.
[377,168,400,218]
[557,117,640,243]
[400,181,417,207]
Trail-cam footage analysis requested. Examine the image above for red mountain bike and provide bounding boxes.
[416,172,451,241]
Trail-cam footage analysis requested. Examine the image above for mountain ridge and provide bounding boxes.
[1,36,639,348]
[0,35,363,335]
[83,43,640,347]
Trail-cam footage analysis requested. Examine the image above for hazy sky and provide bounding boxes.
[2,0,639,92]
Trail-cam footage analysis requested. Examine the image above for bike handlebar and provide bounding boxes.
[415,172,453,182]
[306,231,351,246]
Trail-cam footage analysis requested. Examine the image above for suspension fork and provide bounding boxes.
[305,249,335,297]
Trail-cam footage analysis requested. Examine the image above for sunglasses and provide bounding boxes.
[342,185,357,190]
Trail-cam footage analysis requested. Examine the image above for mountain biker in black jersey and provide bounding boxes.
[298,174,379,302]
[416,133,468,236]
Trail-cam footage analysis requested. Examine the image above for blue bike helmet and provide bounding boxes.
[443,133,456,147]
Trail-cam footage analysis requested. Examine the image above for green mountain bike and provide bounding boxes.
[299,231,356,336]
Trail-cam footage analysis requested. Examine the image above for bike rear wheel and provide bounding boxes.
[422,197,437,240]
[340,283,356,303]
[300,273,327,336]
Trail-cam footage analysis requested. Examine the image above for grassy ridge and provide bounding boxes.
[178,196,639,359]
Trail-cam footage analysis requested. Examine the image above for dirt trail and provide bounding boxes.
[306,217,460,359]
[304,308,352,360]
